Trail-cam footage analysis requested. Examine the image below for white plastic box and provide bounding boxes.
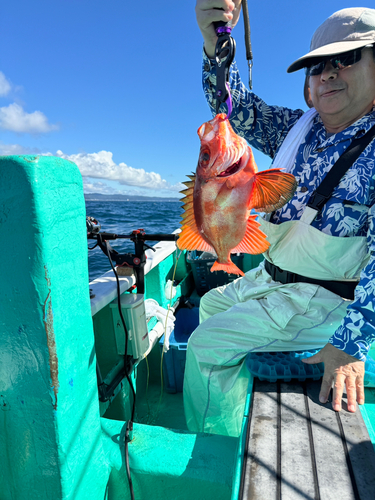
[110,294,149,359]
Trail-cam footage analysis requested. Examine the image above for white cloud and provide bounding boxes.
[83,180,122,195]
[0,143,184,195]
[0,142,42,155]
[0,72,11,96]
[56,150,184,192]
[0,103,58,134]
[0,71,56,134]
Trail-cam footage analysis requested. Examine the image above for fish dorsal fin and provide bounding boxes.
[177,174,215,253]
[232,215,270,254]
[249,168,297,213]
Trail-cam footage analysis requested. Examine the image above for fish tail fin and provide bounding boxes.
[210,259,245,276]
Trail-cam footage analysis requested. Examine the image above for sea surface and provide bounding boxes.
[86,200,183,282]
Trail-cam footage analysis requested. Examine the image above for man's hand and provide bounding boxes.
[195,0,242,58]
[302,343,365,412]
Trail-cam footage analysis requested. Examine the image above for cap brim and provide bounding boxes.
[287,39,375,73]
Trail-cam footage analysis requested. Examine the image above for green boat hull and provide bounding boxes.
[1,155,374,499]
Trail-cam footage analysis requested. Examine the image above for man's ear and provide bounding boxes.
[304,76,313,108]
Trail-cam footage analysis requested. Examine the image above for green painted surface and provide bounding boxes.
[242,253,264,272]
[4,155,374,500]
[144,252,193,309]
[361,388,375,450]
[0,155,240,500]
[231,377,254,500]
[93,303,122,379]
[0,156,108,499]
[101,419,238,500]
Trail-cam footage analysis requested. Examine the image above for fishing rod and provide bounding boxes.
[242,0,253,89]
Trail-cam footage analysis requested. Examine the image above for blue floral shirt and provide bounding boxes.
[202,53,375,362]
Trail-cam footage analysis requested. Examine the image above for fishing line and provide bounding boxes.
[104,238,137,420]
[145,356,151,415]
[157,249,182,415]
[130,248,183,426]
[137,356,156,426]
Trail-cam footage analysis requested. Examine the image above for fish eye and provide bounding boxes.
[200,149,210,166]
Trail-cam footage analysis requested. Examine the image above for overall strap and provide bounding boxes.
[307,125,375,213]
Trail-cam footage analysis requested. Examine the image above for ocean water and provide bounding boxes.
[86,200,183,281]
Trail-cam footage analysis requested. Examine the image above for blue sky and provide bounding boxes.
[0,1,368,198]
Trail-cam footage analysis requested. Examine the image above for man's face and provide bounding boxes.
[309,48,375,133]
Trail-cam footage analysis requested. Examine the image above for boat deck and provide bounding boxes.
[135,384,188,430]
[239,379,375,500]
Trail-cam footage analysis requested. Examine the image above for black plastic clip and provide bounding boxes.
[307,192,330,213]
[214,21,236,116]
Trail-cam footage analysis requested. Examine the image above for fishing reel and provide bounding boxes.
[86,216,101,236]
[86,217,178,294]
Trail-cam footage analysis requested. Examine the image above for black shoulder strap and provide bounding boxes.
[307,125,375,212]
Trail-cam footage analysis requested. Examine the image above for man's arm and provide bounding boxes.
[303,203,375,412]
[202,53,305,158]
[197,1,304,159]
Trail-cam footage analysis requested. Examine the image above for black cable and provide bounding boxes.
[125,421,135,500]
[103,237,136,500]
[104,238,136,421]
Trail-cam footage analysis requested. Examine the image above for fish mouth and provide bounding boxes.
[217,156,243,177]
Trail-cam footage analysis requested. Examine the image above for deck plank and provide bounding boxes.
[335,395,375,499]
[240,381,278,499]
[241,379,375,500]
[280,382,317,500]
[305,381,356,500]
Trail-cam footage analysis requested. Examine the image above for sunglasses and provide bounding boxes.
[304,46,370,76]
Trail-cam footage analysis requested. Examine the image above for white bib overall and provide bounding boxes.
[261,206,369,281]
[183,207,369,437]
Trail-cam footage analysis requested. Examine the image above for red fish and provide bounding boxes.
[177,113,297,276]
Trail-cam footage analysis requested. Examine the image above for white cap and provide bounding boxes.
[287,8,375,73]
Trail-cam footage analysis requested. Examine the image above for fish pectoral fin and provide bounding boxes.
[249,168,297,213]
[232,215,270,254]
[210,259,244,276]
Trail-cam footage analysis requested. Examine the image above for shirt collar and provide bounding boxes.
[312,107,375,151]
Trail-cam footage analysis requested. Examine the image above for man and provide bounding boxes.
[184,3,375,437]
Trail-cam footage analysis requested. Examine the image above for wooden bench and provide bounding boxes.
[239,379,375,500]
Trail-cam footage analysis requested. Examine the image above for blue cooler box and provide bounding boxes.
[160,307,199,393]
